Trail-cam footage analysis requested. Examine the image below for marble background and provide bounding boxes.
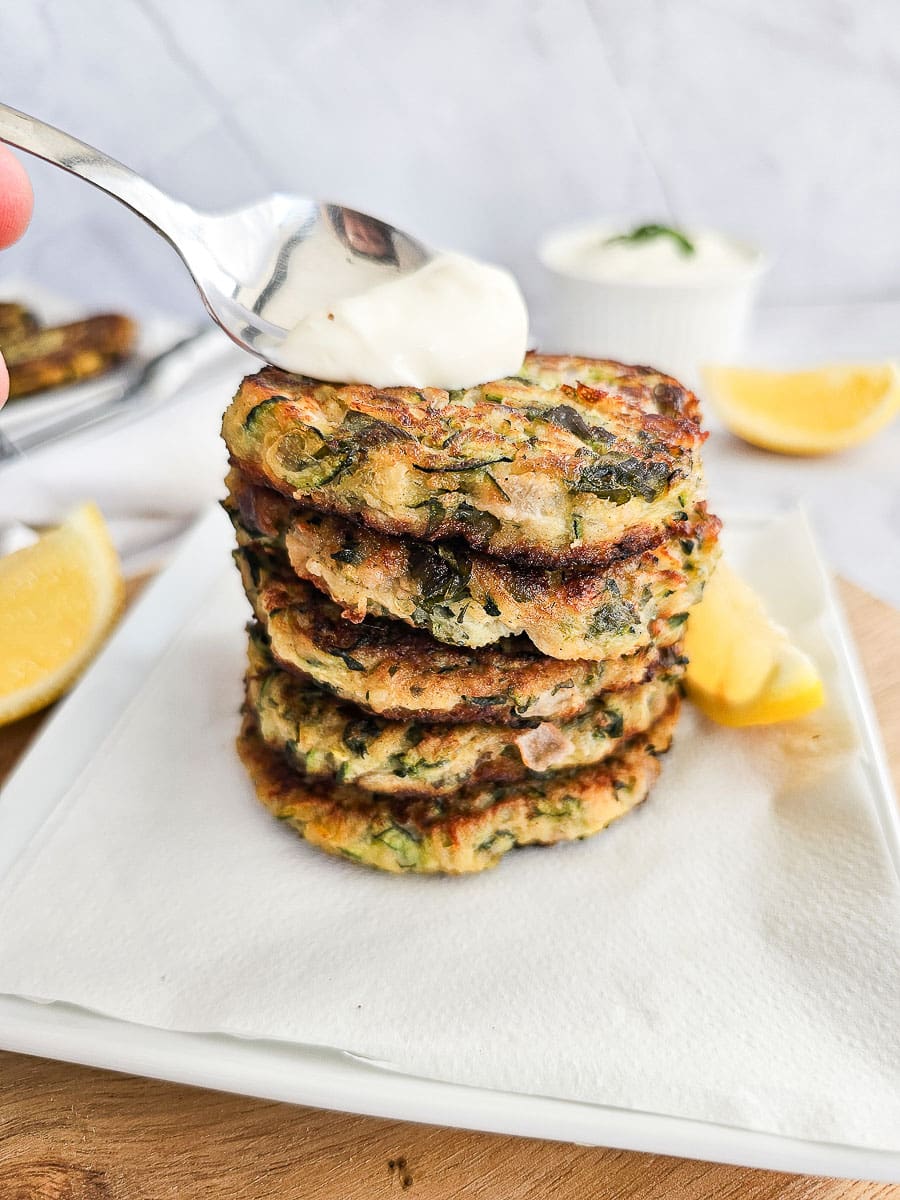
[3,0,900,320]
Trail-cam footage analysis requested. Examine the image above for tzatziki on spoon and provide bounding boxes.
[266,250,527,390]
[0,103,529,389]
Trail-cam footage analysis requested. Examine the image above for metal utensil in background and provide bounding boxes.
[0,328,214,466]
[0,103,432,364]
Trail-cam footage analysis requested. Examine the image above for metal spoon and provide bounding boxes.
[0,103,432,362]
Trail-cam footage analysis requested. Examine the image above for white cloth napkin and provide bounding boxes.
[0,282,248,569]
[0,509,897,1151]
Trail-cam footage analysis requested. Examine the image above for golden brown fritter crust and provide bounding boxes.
[245,627,678,797]
[2,314,136,399]
[237,696,680,874]
[221,355,708,568]
[516,353,702,424]
[227,469,720,661]
[235,545,688,725]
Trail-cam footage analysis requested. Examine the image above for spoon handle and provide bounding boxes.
[0,103,191,245]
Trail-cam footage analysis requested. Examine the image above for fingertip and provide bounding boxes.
[0,146,34,249]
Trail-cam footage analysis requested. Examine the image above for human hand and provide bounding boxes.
[0,146,35,406]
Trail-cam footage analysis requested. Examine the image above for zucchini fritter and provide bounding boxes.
[246,627,678,797]
[3,314,136,399]
[235,546,687,725]
[238,696,679,874]
[227,469,720,660]
[221,354,709,568]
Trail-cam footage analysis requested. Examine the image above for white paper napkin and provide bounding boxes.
[0,509,897,1150]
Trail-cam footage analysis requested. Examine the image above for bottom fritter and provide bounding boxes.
[237,695,681,875]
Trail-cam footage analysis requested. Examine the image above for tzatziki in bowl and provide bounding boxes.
[538,220,768,383]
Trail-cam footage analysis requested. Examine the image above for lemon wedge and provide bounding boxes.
[684,559,824,727]
[703,362,900,455]
[0,502,125,726]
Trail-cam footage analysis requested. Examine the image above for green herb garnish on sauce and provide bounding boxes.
[605,223,696,256]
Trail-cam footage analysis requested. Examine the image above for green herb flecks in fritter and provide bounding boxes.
[232,544,689,726]
[221,354,710,569]
[238,696,680,874]
[245,628,678,798]
[227,469,721,661]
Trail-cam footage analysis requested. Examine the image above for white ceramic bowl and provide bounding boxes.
[537,220,769,386]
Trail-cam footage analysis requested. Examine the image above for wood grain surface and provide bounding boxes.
[0,578,898,1199]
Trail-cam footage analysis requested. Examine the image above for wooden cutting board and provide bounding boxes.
[0,579,898,1200]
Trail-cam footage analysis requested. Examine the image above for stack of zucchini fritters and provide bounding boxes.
[221,354,720,874]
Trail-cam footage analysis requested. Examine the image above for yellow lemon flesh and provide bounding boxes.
[703,362,900,455]
[684,559,825,727]
[0,502,125,726]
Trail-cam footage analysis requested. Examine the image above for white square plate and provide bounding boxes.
[0,506,898,1182]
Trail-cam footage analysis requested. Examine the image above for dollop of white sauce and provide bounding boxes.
[545,226,759,287]
[266,251,529,389]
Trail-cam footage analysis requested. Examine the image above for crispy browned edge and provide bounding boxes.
[519,352,703,424]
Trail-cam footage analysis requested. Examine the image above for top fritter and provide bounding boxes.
[222,354,707,568]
